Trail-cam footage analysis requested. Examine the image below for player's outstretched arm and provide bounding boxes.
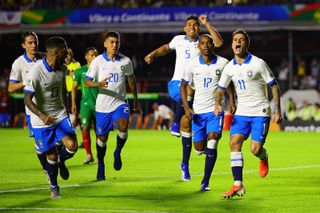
[71,81,79,114]
[199,15,223,48]
[271,83,283,124]
[85,77,109,88]
[144,44,172,64]
[127,75,142,113]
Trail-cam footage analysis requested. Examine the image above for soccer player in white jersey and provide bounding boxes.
[214,29,282,198]
[144,15,223,181]
[152,103,174,130]
[86,31,141,181]
[24,36,78,199]
[181,34,235,190]
[7,31,51,183]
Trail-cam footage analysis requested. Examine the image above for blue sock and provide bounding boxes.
[115,135,127,153]
[202,148,217,184]
[36,152,47,171]
[59,147,75,162]
[173,101,184,124]
[96,143,106,163]
[182,136,192,165]
[46,159,58,186]
[232,166,243,182]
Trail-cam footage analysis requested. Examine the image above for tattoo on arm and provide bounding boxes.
[271,84,281,112]
[24,93,46,121]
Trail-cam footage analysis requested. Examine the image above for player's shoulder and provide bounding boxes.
[119,53,132,63]
[11,55,24,67]
[216,55,229,64]
[250,54,268,67]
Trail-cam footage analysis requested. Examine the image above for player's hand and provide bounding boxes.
[272,111,283,124]
[144,54,154,64]
[133,100,142,114]
[229,102,237,114]
[184,107,194,120]
[199,15,208,25]
[71,104,77,114]
[99,76,111,88]
[43,115,55,125]
[214,105,222,116]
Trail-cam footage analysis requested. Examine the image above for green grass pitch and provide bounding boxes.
[0,129,319,213]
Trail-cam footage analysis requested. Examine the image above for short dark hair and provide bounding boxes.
[45,36,67,51]
[85,46,97,54]
[21,31,38,44]
[232,29,250,46]
[185,15,199,26]
[104,31,120,40]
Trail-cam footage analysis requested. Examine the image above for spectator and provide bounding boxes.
[277,58,289,93]
[152,103,173,130]
[285,98,298,121]
[299,100,313,121]
[313,103,320,121]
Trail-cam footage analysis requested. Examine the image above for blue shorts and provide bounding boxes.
[33,117,76,153]
[26,115,34,137]
[230,115,271,143]
[96,104,130,136]
[168,80,181,103]
[192,112,224,142]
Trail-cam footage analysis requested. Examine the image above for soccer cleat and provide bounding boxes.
[222,184,245,199]
[170,122,181,137]
[96,161,105,180]
[200,181,210,191]
[50,186,61,199]
[113,151,122,171]
[59,161,69,180]
[260,157,269,177]
[83,155,94,164]
[43,170,51,184]
[180,163,190,181]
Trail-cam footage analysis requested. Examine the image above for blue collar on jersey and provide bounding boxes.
[184,35,199,42]
[103,51,121,62]
[42,57,55,72]
[23,52,35,63]
[233,53,252,65]
[199,55,217,65]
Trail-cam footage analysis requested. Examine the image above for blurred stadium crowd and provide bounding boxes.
[1,0,319,10]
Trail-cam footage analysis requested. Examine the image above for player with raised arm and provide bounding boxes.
[181,34,235,191]
[86,31,141,180]
[214,29,282,198]
[8,31,51,183]
[144,15,223,181]
[71,47,98,164]
[24,36,78,199]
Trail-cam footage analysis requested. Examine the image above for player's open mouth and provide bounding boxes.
[236,45,241,50]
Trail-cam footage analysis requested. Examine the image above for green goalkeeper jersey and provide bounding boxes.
[73,65,98,110]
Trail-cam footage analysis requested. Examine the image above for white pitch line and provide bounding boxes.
[0,207,180,213]
[0,164,319,194]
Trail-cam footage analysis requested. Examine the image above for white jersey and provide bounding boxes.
[86,52,133,113]
[169,35,200,81]
[154,105,173,120]
[183,55,229,114]
[218,54,276,117]
[24,59,68,128]
[9,53,40,116]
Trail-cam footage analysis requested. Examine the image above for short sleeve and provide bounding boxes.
[9,60,22,83]
[73,68,81,83]
[168,36,178,50]
[218,66,232,90]
[124,59,134,76]
[86,58,98,81]
[259,60,276,86]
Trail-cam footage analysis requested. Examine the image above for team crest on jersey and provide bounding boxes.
[121,66,125,70]
[216,70,221,76]
[247,71,253,77]
[194,43,198,48]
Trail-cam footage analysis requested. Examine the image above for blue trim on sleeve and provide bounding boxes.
[181,79,189,84]
[267,79,276,86]
[217,85,226,90]
[9,79,20,83]
[24,89,34,94]
[86,76,94,80]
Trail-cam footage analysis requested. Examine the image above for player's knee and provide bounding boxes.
[207,139,218,149]
[194,141,205,155]
[250,144,261,156]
